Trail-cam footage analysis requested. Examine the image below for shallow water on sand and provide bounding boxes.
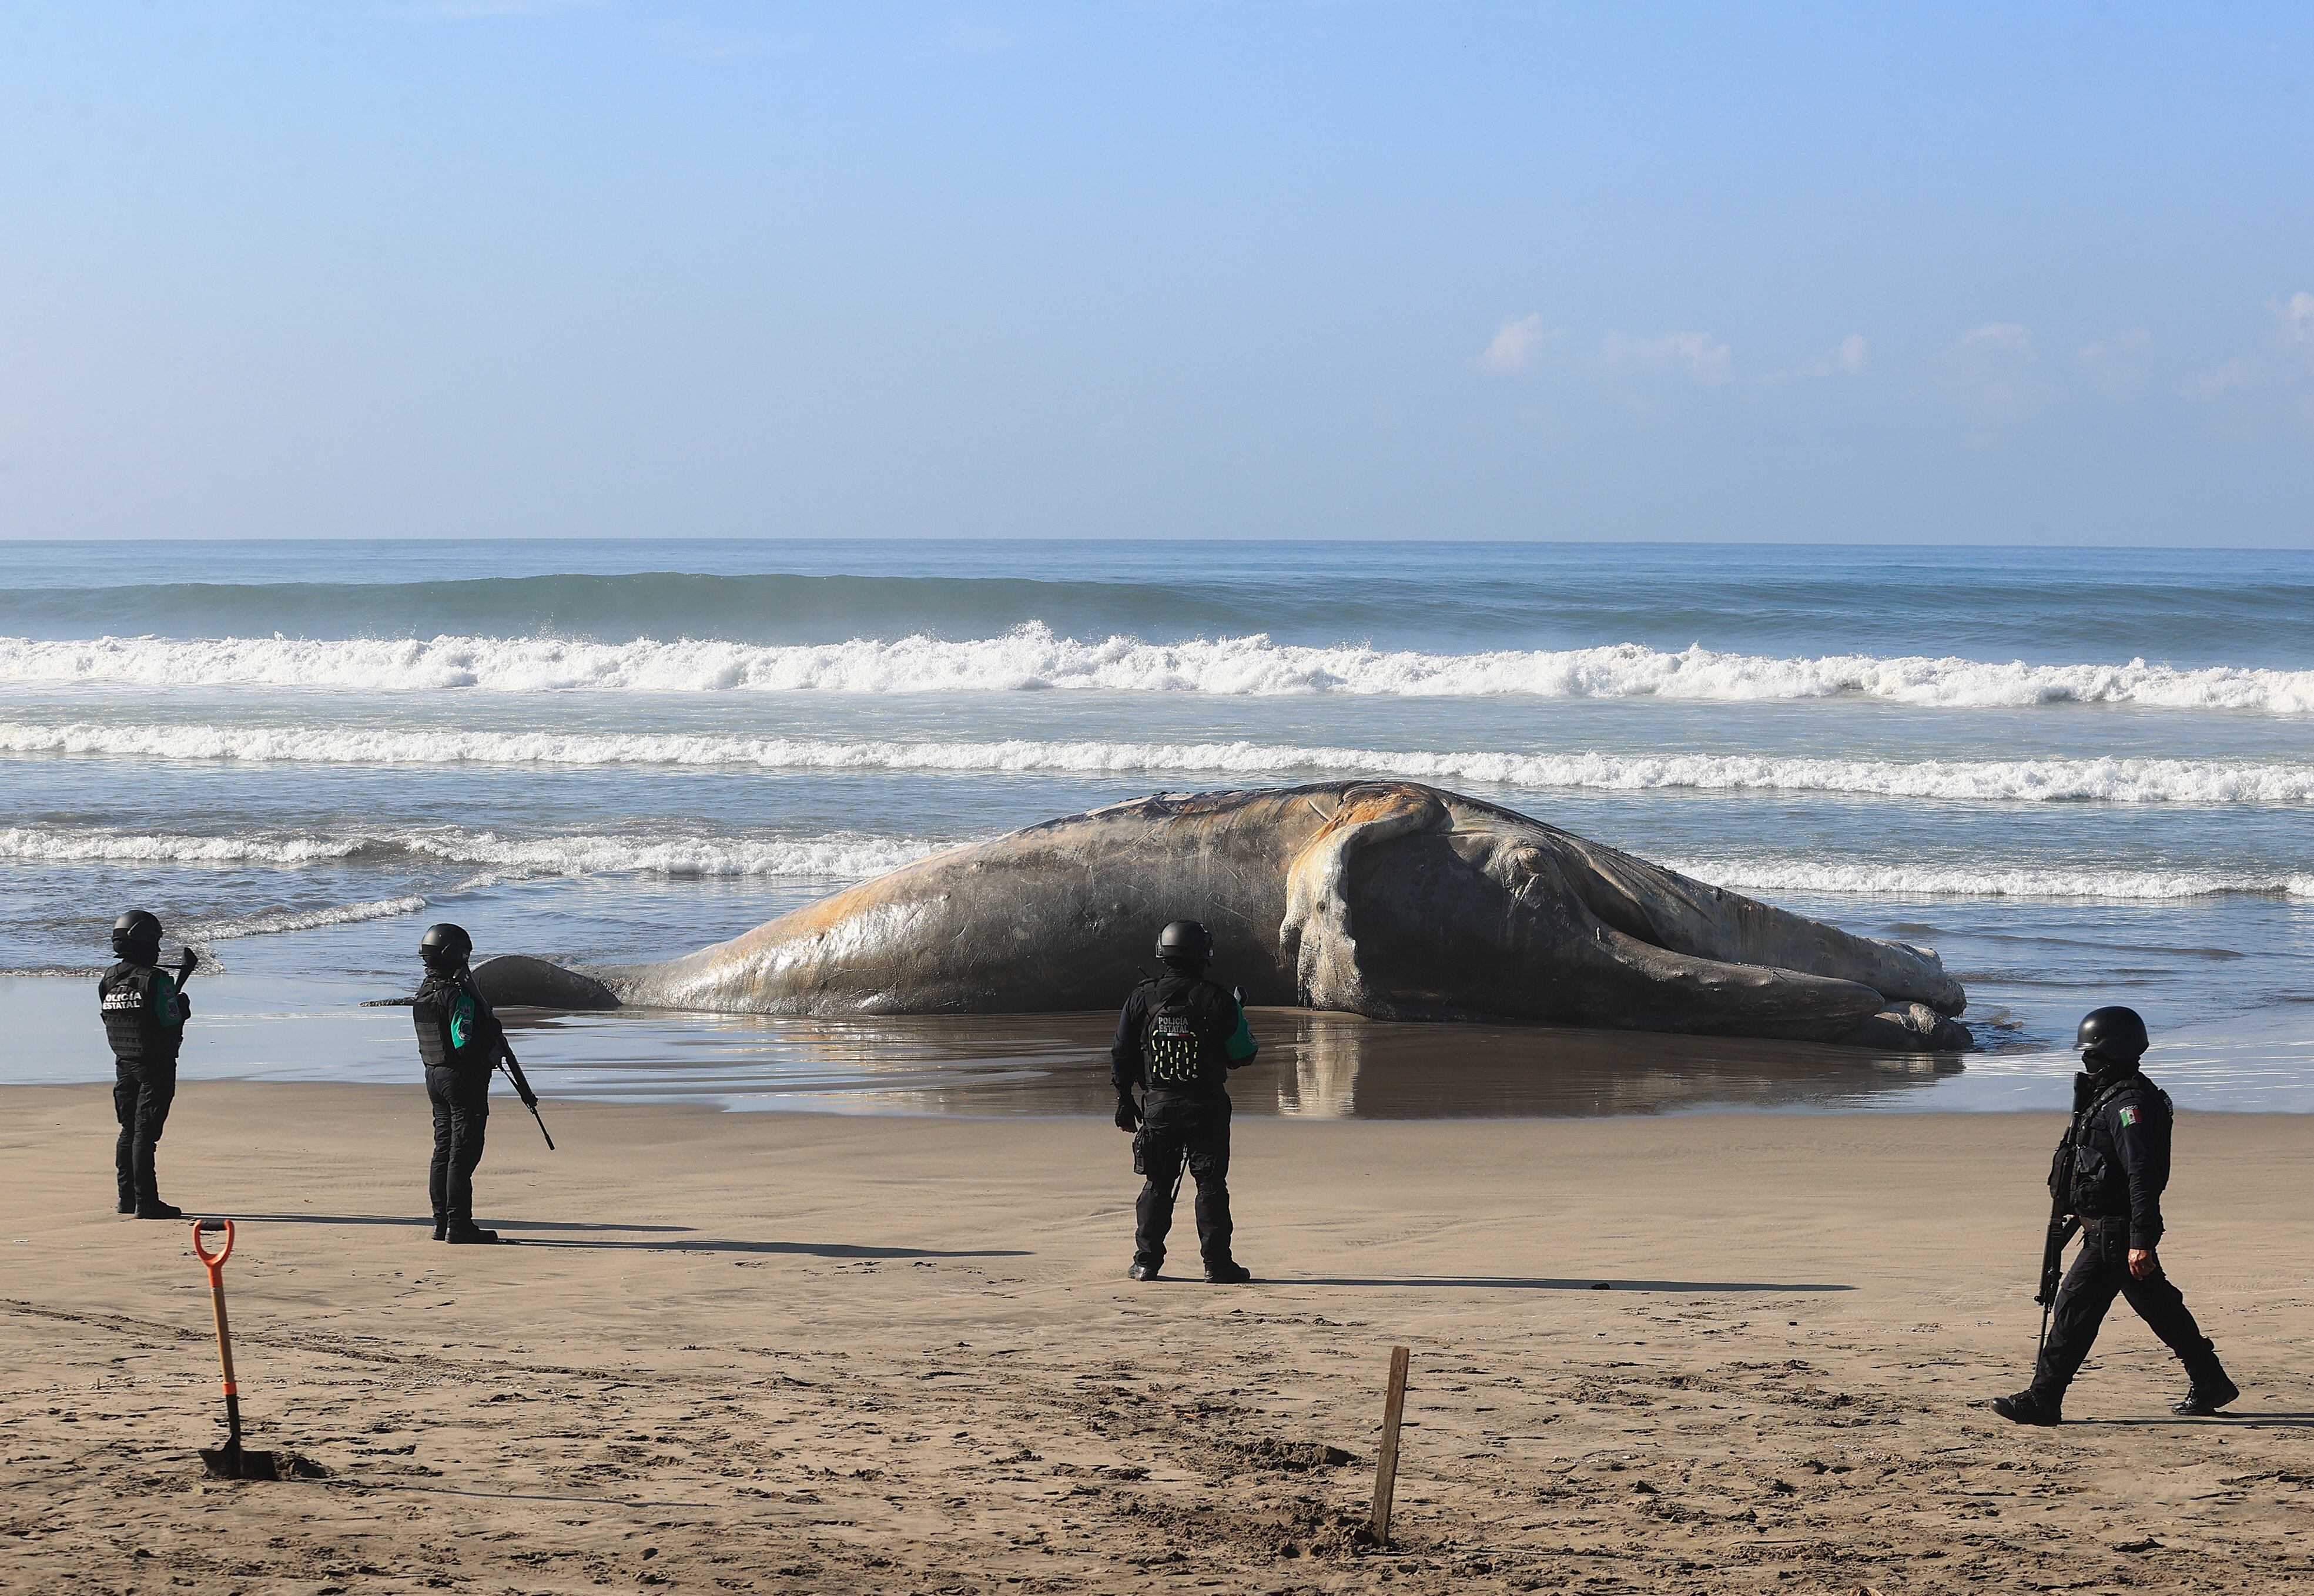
[6,969,2310,1118]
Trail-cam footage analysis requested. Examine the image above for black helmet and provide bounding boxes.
[112,909,163,961]
[2075,1005,2149,1059]
[1155,920,1213,967]
[419,923,474,972]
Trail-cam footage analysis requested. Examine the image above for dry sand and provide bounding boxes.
[4,1082,2312,1594]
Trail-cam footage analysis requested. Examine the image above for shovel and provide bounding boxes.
[192,1219,283,1480]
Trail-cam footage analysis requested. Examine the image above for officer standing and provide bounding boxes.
[1111,920,1258,1283]
[1994,1006,2238,1425]
[412,923,507,1245]
[99,910,190,1219]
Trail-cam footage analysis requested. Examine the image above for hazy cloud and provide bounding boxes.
[2185,293,2314,438]
[2185,357,2255,403]
[1941,322,2054,432]
[1480,313,1552,374]
[2279,291,2314,367]
[2077,326,2153,403]
[1598,329,1734,385]
[1777,333,1868,381]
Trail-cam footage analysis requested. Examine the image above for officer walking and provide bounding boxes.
[1994,1006,2238,1425]
[99,910,190,1219]
[1111,920,1258,1283]
[411,923,510,1245]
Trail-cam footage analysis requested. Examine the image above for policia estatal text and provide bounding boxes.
[1111,920,1258,1283]
[1994,1006,2238,1425]
[98,910,191,1219]
[411,922,537,1245]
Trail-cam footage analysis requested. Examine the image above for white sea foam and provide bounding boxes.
[7,719,2314,803]
[1667,859,2314,901]
[184,896,431,941]
[0,822,2302,902]
[2,627,2310,710]
[0,827,937,880]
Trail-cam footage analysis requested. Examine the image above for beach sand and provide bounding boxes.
[4,1084,2310,1594]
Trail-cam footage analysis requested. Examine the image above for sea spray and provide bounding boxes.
[6,719,2313,803]
[4,628,2313,711]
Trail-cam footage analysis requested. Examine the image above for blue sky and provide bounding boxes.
[1,2,2308,544]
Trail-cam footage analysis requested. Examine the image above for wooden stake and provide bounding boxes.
[1371,1344,1411,1545]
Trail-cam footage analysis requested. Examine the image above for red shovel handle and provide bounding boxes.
[190,1218,235,1280]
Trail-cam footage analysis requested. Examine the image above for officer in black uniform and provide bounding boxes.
[411,923,507,1244]
[99,910,190,1219]
[1993,1006,2238,1425]
[1111,920,1258,1283]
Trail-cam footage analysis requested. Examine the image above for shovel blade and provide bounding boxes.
[200,1443,283,1481]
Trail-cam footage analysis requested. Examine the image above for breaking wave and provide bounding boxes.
[183,896,432,941]
[0,827,939,880]
[7,719,2314,802]
[1,822,2304,902]
[1669,859,2314,901]
[2,627,2311,710]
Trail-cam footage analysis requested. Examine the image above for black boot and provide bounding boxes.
[1991,1389,2062,1426]
[1204,1260,1252,1285]
[433,1216,449,1242]
[2174,1372,2240,1416]
[135,1199,184,1220]
[118,1189,137,1216]
[1127,1258,1161,1281]
[446,1222,501,1245]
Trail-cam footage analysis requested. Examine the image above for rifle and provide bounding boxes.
[497,1040,556,1152]
[165,947,200,1021]
[2035,1205,2079,1358]
[2035,1109,2086,1357]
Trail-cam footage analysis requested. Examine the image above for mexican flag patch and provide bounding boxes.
[2118,1107,2139,1128]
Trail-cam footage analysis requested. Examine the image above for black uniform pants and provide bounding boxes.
[2032,1219,2225,1400]
[113,1056,178,1208]
[1133,1091,1234,1271]
[426,1065,491,1226]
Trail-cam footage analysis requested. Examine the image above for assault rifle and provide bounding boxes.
[497,1040,556,1152]
[2035,1119,2084,1356]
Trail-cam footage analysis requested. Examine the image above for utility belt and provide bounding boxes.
[426,1059,494,1079]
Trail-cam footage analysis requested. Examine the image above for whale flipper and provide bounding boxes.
[473,954,621,1011]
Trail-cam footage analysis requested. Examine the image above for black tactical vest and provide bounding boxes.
[2053,1071,2167,1216]
[99,961,179,1065]
[1139,979,1231,1092]
[412,974,495,1074]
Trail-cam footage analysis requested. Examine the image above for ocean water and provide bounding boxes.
[3,538,2309,1116]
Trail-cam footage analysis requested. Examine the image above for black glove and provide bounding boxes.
[1114,1094,1140,1133]
[176,994,193,1021]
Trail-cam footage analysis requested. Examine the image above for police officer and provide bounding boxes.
[1993,1007,2238,1425]
[99,910,190,1219]
[412,923,507,1244]
[1111,920,1258,1283]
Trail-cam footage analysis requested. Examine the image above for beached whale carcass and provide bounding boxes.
[478,782,1971,1050]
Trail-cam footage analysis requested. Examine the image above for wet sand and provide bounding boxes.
[4,1083,2312,1594]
